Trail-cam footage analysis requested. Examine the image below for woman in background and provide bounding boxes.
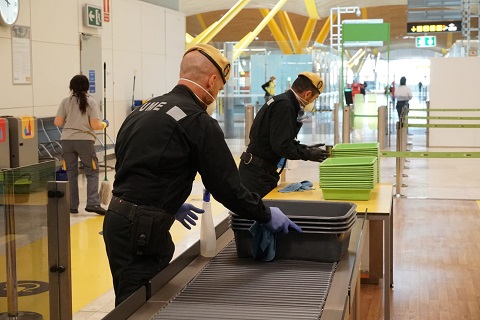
[395,76,413,119]
[54,74,109,215]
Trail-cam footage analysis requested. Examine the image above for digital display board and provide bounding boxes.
[407,20,462,33]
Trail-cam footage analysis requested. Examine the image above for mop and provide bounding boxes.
[99,62,112,205]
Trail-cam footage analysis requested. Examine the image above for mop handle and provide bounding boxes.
[103,62,107,179]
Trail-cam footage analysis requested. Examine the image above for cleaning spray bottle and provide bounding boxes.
[200,189,216,257]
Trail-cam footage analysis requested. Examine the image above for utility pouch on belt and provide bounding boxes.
[130,207,175,256]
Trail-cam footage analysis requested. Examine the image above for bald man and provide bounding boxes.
[103,44,301,306]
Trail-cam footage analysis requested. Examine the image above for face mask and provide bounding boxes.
[180,78,217,115]
[291,89,314,112]
[206,100,216,115]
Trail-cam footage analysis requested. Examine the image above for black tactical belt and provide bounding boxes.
[240,152,277,172]
[108,196,173,222]
[108,196,139,221]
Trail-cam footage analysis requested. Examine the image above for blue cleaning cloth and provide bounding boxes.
[299,180,314,190]
[249,222,276,261]
[278,180,314,193]
[278,182,302,193]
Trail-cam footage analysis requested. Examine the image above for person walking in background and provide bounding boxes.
[240,72,330,198]
[102,44,301,306]
[395,76,413,119]
[418,81,423,96]
[54,74,109,215]
[261,75,276,103]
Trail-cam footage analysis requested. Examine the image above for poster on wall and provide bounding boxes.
[11,25,32,85]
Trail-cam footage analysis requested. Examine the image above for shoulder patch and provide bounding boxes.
[166,106,187,121]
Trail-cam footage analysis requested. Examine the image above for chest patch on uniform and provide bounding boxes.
[167,106,187,121]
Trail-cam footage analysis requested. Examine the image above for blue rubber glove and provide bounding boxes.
[102,119,110,128]
[266,207,302,234]
[175,203,204,230]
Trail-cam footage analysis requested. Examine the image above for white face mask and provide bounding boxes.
[206,101,216,115]
[180,78,217,115]
[291,89,314,112]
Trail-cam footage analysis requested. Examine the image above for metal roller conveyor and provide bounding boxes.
[126,216,366,320]
[153,242,336,319]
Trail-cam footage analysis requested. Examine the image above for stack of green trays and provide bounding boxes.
[331,142,380,182]
[319,156,377,200]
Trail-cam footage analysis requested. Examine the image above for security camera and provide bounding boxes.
[356,8,361,17]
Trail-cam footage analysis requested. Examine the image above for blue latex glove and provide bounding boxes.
[175,203,204,230]
[266,207,302,234]
[102,119,110,127]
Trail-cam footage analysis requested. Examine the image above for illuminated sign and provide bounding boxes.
[416,36,436,48]
[407,20,462,33]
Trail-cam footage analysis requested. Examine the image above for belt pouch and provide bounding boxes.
[130,207,174,256]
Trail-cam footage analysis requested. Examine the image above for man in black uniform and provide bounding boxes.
[103,44,302,306]
[239,72,330,198]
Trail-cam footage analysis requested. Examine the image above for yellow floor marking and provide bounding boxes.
[70,216,112,313]
[476,201,480,211]
[0,236,51,318]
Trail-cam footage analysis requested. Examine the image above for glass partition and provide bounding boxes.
[0,160,56,319]
[211,41,342,139]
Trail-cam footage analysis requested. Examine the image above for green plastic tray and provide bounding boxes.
[320,156,377,167]
[322,188,372,200]
[332,142,379,150]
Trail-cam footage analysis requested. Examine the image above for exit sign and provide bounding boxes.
[83,4,102,28]
[416,36,436,48]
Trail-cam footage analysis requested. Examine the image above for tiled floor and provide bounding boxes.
[71,94,480,319]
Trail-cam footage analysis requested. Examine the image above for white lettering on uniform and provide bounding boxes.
[139,103,151,111]
[152,102,166,111]
[138,101,167,111]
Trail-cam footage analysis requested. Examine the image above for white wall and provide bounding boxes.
[0,0,185,138]
[429,57,480,147]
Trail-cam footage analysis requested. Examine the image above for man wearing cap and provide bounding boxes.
[239,72,330,198]
[103,43,302,306]
[261,75,276,103]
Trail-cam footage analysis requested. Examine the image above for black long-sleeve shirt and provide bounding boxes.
[246,90,313,166]
[113,85,271,223]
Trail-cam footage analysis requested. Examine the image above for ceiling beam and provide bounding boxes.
[304,0,320,20]
[259,8,294,54]
[315,14,334,44]
[278,11,302,53]
[233,0,288,60]
[188,0,251,47]
[299,18,318,50]
[195,14,207,30]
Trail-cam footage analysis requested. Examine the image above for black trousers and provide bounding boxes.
[396,101,409,119]
[103,209,174,306]
[239,161,279,198]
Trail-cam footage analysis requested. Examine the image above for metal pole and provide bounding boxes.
[47,181,72,320]
[377,106,386,150]
[426,100,430,147]
[333,103,339,145]
[342,105,351,143]
[395,121,402,196]
[244,105,254,146]
[223,42,235,138]
[4,173,19,318]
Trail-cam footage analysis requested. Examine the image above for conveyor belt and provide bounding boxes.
[152,241,336,319]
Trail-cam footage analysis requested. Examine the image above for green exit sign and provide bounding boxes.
[83,4,102,28]
[416,36,436,48]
